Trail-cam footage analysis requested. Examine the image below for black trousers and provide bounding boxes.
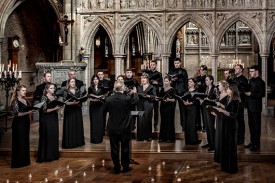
[247,110,261,146]
[153,100,159,128]
[109,133,131,170]
[237,103,245,143]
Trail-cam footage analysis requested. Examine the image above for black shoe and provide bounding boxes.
[122,167,133,173]
[147,138,152,142]
[154,127,158,131]
[244,143,253,149]
[237,141,244,145]
[201,144,210,148]
[113,168,120,174]
[208,147,215,151]
[250,145,260,151]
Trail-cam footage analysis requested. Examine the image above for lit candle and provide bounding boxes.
[15,64,18,71]
[2,64,4,72]
[12,64,14,72]
[14,71,17,78]
[18,70,22,78]
[4,71,7,78]
[0,64,2,72]
[9,71,12,76]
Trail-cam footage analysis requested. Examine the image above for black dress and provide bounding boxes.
[214,96,228,163]
[11,99,30,168]
[37,96,59,162]
[137,85,156,141]
[220,99,239,174]
[184,90,201,145]
[88,86,104,144]
[159,88,176,142]
[62,89,85,148]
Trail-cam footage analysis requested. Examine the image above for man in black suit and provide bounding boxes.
[168,58,188,131]
[245,65,266,151]
[61,70,84,91]
[105,82,139,174]
[233,64,248,145]
[33,72,52,102]
[124,68,139,90]
[143,60,163,131]
[97,71,113,94]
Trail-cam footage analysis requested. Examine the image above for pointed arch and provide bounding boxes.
[118,14,163,54]
[0,0,61,38]
[81,16,115,54]
[216,13,264,53]
[165,14,213,54]
[266,21,275,50]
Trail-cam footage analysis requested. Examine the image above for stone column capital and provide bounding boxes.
[259,52,270,58]
[0,38,4,43]
[113,53,125,58]
[161,53,171,58]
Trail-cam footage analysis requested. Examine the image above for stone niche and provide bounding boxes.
[35,62,87,87]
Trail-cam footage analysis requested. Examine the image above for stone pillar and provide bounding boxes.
[161,53,170,75]
[114,54,125,78]
[63,0,73,61]
[0,38,4,64]
[260,53,269,112]
[210,54,218,83]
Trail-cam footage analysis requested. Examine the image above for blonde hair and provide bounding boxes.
[10,85,26,106]
[43,83,55,95]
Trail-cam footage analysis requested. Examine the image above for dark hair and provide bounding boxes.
[206,75,214,84]
[164,75,171,81]
[235,64,244,71]
[90,74,101,86]
[117,75,124,80]
[250,65,259,71]
[174,58,181,62]
[200,65,208,71]
[188,77,197,85]
[126,68,132,72]
[43,72,51,77]
[150,60,157,64]
[67,78,77,89]
[228,84,241,103]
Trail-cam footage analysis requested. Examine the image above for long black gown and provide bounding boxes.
[88,86,104,144]
[62,89,85,148]
[159,88,176,142]
[214,96,228,163]
[220,99,239,174]
[37,96,59,162]
[11,99,30,168]
[184,90,201,145]
[137,84,156,141]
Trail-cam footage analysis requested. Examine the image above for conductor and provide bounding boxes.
[105,82,139,174]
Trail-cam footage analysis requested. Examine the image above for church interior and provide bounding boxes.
[1,0,275,182]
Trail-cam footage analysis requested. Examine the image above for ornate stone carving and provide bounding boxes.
[217,13,227,26]
[167,0,175,8]
[129,0,137,8]
[83,15,96,29]
[119,15,135,28]
[250,12,263,26]
[138,0,145,7]
[88,0,97,9]
[99,0,106,9]
[166,14,178,27]
[107,0,114,8]
[199,13,213,25]
[155,0,163,7]
[104,15,114,25]
[121,0,127,9]
[146,0,154,8]
[269,12,275,22]
[148,14,163,27]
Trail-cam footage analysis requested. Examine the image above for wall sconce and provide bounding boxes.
[96,37,101,47]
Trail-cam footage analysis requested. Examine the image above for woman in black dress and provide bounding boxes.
[157,76,176,142]
[37,83,61,162]
[213,84,239,173]
[10,85,32,168]
[213,80,229,163]
[183,78,201,145]
[137,73,156,141]
[88,74,104,144]
[62,78,85,148]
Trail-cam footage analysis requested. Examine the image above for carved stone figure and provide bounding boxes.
[138,0,145,7]
[99,0,105,9]
[107,0,114,8]
[121,0,127,8]
[155,0,163,7]
[89,0,97,9]
[146,0,154,8]
[168,0,175,8]
[129,0,136,7]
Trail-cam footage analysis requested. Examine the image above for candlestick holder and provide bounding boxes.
[0,72,21,132]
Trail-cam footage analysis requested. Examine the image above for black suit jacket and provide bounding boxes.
[233,74,248,104]
[246,76,265,112]
[105,93,139,134]
[33,82,47,101]
[168,68,188,95]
